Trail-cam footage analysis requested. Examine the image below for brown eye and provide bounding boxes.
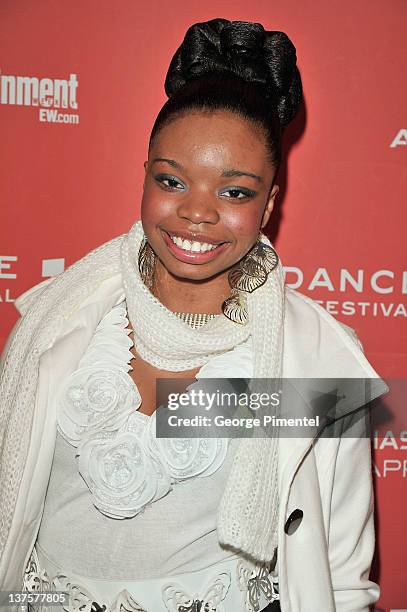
[220,187,256,199]
[154,174,185,191]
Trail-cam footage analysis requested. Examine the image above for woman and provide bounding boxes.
[0,18,387,612]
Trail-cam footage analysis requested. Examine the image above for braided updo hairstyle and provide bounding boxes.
[149,18,303,176]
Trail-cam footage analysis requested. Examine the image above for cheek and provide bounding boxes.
[223,207,263,242]
[140,185,173,228]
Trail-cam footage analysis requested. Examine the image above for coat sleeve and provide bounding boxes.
[326,326,381,611]
[0,277,54,373]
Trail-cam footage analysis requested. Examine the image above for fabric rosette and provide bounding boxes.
[77,427,171,518]
[57,366,140,446]
[144,411,229,482]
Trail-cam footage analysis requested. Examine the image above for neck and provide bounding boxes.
[152,259,231,314]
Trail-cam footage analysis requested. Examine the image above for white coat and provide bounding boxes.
[0,273,387,612]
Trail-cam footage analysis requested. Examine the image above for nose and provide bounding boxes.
[176,194,220,225]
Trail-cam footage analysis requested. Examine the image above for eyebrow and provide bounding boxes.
[222,168,263,183]
[151,157,263,183]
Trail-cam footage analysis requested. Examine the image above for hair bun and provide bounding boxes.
[165,18,303,127]
[220,21,265,60]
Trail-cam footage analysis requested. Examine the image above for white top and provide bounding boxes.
[36,301,243,579]
[28,301,279,610]
[37,429,238,579]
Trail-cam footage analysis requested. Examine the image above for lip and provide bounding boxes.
[160,229,230,264]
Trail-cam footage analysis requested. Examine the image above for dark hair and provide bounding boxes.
[148,18,303,177]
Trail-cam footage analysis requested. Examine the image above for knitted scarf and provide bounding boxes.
[0,219,285,564]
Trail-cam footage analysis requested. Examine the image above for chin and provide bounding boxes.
[165,261,225,282]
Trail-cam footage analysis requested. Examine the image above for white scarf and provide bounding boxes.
[121,222,252,370]
[0,219,285,564]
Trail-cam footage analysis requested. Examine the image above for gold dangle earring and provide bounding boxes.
[222,236,279,325]
[138,236,156,290]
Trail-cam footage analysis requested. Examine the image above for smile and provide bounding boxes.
[168,234,218,253]
[161,230,229,264]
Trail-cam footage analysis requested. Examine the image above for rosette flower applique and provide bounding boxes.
[56,302,229,519]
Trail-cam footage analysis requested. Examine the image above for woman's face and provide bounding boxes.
[141,110,279,283]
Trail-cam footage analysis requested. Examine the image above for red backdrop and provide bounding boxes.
[0,1,406,608]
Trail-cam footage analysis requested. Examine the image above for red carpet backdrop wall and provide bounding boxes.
[0,0,406,608]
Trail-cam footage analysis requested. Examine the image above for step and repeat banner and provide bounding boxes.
[0,0,405,608]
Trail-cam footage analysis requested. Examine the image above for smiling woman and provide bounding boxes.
[0,17,387,612]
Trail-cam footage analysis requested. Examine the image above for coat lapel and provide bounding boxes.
[279,287,388,486]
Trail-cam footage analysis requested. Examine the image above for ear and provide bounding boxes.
[143,161,148,189]
[261,184,279,229]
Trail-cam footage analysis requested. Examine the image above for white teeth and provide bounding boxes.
[169,234,218,253]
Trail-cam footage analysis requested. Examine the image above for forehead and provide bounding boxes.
[151,110,269,171]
